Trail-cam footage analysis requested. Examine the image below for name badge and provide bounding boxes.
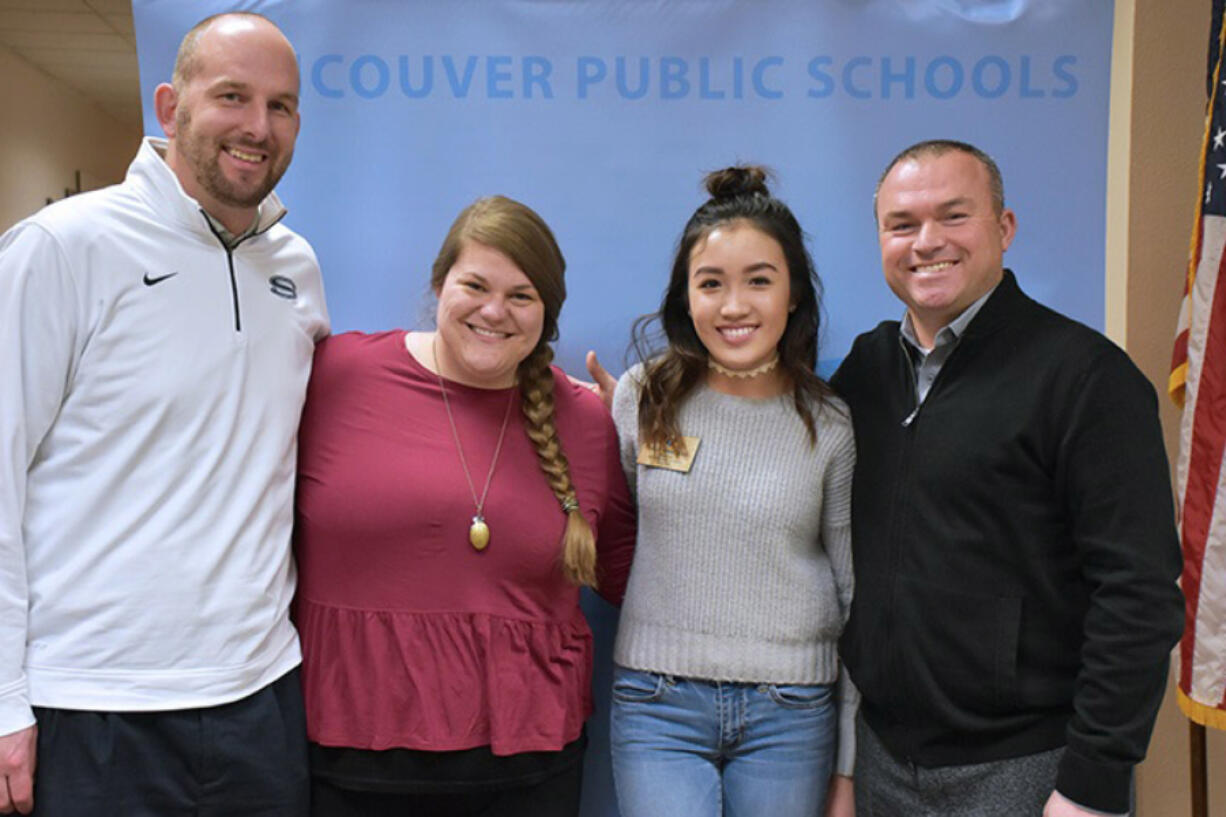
[637,436,701,473]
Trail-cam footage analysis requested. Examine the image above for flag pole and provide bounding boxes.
[1189,720,1207,817]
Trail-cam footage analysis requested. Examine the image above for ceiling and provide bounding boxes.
[0,0,141,133]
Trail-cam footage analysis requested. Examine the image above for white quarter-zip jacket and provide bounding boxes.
[0,137,329,735]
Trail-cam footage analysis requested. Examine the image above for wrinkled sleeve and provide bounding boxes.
[1051,347,1184,814]
[822,409,859,777]
[610,368,642,501]
[0,223,82,736]
[594,402,636,607]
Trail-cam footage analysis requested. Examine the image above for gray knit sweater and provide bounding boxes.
[612,364,858,775]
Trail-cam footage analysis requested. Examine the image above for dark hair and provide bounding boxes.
[432,196,598,588]
[874,139,1006,218]
[632,166,833,452]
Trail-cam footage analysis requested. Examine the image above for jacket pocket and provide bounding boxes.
[894,576,1022,715]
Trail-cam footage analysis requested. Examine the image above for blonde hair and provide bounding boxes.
[432,196,598,587]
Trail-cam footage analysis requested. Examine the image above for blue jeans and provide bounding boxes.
[609,666,836,817]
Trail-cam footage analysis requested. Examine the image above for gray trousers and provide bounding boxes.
[854,716,1062,817]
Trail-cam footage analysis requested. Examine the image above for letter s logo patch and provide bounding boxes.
[269,275,298,300]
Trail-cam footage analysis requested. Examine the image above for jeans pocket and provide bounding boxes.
[611,667,668,704]
[766,683,834,710]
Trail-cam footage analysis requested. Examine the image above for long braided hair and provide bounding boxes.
[431,197,598,587]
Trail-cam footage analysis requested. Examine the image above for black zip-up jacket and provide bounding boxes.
[831,271,1183,814]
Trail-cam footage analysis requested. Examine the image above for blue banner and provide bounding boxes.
[133,2,1114,813]
[134,0,1112,375]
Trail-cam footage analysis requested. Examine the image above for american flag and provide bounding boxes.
[1171,0,1226,732]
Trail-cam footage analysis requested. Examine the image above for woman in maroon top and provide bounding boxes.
[294,196,635,816]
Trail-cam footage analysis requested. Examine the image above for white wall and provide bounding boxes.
[0,44,140,232]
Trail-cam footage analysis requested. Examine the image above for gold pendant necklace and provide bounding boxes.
[432,337,515,551]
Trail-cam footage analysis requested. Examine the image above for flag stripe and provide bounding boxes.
[1179,224,1226,691]
[1185,426,1226,705]
[1171,16,1223,408]
[1174,1,1226,728]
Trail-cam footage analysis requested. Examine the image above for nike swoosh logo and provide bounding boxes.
[143,272,179,286]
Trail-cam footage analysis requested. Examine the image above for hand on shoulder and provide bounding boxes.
[577,351,617,411]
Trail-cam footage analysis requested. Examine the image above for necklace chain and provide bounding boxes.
[707,354,780,379]
[432,336,515,524]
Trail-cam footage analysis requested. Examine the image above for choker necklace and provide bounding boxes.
[432,337,515,551]
[707,355,780,379]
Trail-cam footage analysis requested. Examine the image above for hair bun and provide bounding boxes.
[703,165,772,201]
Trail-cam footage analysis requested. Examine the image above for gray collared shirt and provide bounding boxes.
[899,284,998,407]
[149,141,261,249]
[203,209,261,249]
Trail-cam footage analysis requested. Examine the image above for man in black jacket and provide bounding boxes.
[831,139,1183,817]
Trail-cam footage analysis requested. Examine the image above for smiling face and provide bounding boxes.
[875,149,1016,347]
[155,16,301,234]
[433,241,546,388]
[687,221,792,385]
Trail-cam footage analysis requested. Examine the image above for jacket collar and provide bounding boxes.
[957,269,1027,340]
[126,136,288,240]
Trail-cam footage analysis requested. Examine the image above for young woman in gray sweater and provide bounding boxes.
[608,166,856,817]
